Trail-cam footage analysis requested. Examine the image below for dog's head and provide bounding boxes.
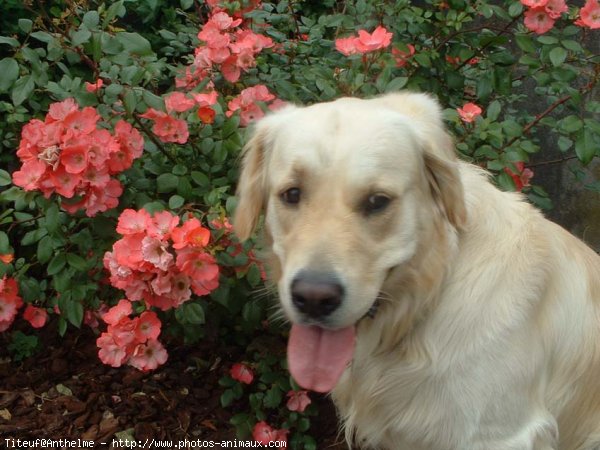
[234,92,465,392]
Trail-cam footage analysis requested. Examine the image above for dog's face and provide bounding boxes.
[234,93,465,391]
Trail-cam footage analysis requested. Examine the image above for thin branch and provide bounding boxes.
[526,155,579,169]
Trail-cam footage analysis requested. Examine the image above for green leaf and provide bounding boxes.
[385,77,408,92]
[557,135,573,152]
[30,31,54,43]
[64,299,84,328]
[515,34,536,53]
[115,32,153,56]
[47,253,67,276]
[575,130,596,165]
[0,231,9,254]
[18,19,33,33]
[560,115,583,133]
[549,47,567,67]
[263,385,283,408]
[507,2,523,17]
[11,75,35,106]
[45,204,60,234]
[156,173,179,193]
[0,36,20,47]
[67,253,87,271]
[183,303,205,324]
[0,169,12,186]
[0,58,19,92]
[37,236,54,264]
[71,28,92,46]
[168,195,185,209]
[82,11,100,29]
[487,100,501,121]
[181,0,194,9]
[538,36,559,45]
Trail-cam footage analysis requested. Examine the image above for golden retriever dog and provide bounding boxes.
[233,92,600,450]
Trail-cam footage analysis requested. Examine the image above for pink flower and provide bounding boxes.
[192,90,219,107]
[165,92,197,114]
[210,11,242,30]
[23,305,48,328]
[102,299,133,325]
[140,109,189,144]
[457,102,483,123]
[286,390,311,412]
[134,311,161,342]
[335,37,360,56]
[171,218,210,249]
[47,98,78,122]
[524,7,556,34]
[176,250,220,295]
[252,422,288,446]
[12,160,47,191]
[335,26,392,56]
[230,363,254,384]
[148,211,180,240]
[504,162,534,192]
[117,209,152,236]
[544,0,568,19]
[60,138,90,174]
[85,79,104,93]
[141,236,174,271]
[0,254,14,264]
[577,0,600,28]
[97,332,128,367]
[128,339,168,371]
[520,0,548,7]
[355,26,393,52]
[0,298,19,323]
[226,85,277,127]
[392,44,416,68]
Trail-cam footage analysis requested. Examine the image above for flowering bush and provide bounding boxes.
[0,0,598,447]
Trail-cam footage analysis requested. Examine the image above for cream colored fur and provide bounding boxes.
[234,92,600,450]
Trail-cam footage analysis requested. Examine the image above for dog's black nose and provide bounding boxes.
[291,271,344,319]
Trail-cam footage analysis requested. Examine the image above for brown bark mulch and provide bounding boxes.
[0,323,346,448]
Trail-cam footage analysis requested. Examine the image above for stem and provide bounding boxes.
[526,155,579,169]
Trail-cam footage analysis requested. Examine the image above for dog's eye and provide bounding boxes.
[363,194,391,215]
[281,187,301,205]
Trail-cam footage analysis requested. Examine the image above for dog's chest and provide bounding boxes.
[333,356,476,449]
[331,333,541,450]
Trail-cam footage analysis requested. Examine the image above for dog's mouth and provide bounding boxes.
[287,297,381,393]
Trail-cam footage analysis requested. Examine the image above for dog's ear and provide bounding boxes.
[423,151,467,229]
[233,125,269,241]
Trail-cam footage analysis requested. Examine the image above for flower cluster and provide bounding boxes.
[177,10,273,88]
[504,162,534,192]
[335,26,393,56]
[520,0,579,34]
[226,85,284,126]
[12,98,143,217]
[0,276,23,332]
[96,299,168,370]
[104,209,220,311]
[252,421,288,447]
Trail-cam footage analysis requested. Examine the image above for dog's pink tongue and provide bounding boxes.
[288,324,355,393]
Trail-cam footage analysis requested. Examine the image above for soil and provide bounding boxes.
[0,322,347,449]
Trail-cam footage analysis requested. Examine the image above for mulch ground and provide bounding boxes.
[0,323,347,449]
